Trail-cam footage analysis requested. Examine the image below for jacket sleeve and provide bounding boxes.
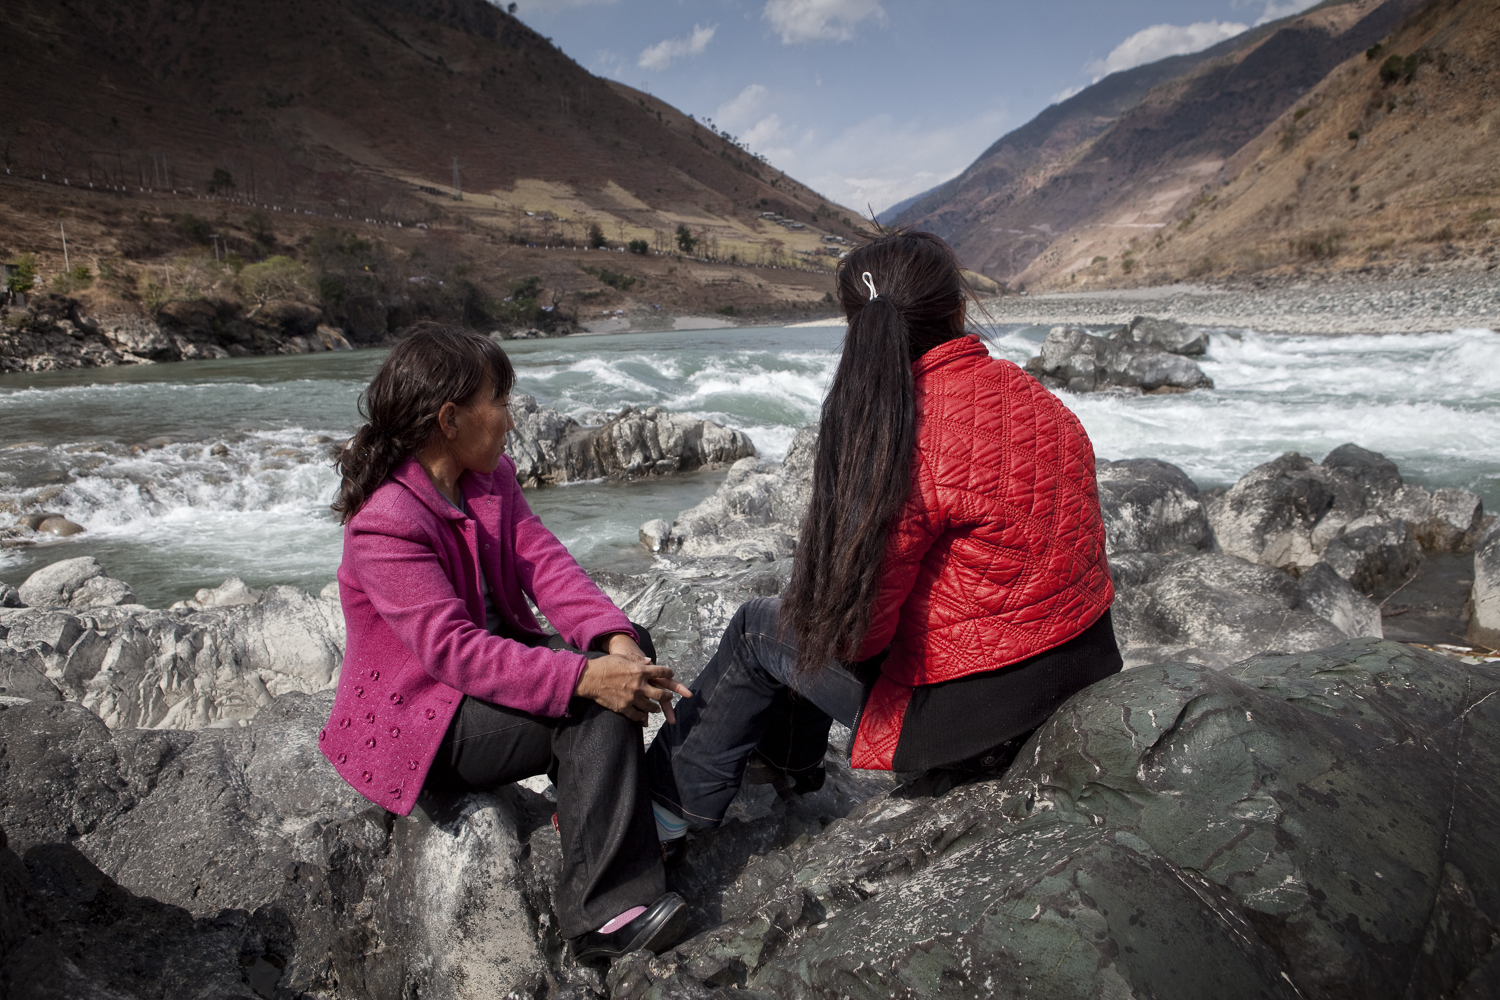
[347,508,588,718]
[501,461,638,652]
[855,451,945,661]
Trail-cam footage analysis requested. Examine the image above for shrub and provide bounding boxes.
[51,265,93,293]
[716,305,736,316]
[245,209,274,246]
[585,266,635,291]
[675,224,698,255]
[174,213,212,244]
[1348,130,1361,141]
[239,255,306,305]
[587,223,606,250]
[1379,54,1405,85]
[1366,43,1385,61]
[1289,231,1342,261]
[5,253,36,295]
[627,239,649,255]
[207,168,235,194]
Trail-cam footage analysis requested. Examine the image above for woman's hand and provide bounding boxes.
[575,649,692,725]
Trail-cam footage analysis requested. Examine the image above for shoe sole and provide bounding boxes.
[574,896,688,963]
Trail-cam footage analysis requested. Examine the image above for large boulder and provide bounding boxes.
[506,394,757,487]
[16,556,135,609]
[0,692,546,999]
[1095,458,1211,557]
[1471,525,1500,649]
[1117,552,1359,667]
[1207,446,1429,591]
[0,570,345,728]
[1024,327,1214,394]
[1126,314,1209,355]
[625,640,1500,999]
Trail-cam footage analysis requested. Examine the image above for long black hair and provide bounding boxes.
[332,322,515,523]
[783,230,972,672]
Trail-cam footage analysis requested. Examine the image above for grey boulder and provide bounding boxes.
[1471,524,1500,648]
[1095,457,1211,557]
[1024,326,1214,394]
[506,393,757,487]
[633,640,1500,1000]
[1126,314,1209,355]
[16,556,136,609]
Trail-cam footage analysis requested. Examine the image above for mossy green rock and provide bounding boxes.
[641,639,1500,999]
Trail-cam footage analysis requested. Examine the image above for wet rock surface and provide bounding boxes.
[1023,325,1214,393]
[1471,525,1500,649]
[507,394,758,488]
[627,640,1500,999]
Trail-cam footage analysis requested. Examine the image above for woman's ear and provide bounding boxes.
[436,400,461,441]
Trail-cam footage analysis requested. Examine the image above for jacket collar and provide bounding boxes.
[912,334,989,379]
[391,456,474,521]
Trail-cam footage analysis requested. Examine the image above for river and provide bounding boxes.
[1,323,1496,607]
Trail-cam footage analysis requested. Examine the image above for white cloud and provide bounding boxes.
[1254,0,1321,25]
[1050,84,1085,105]
[637,24,716,71]
[762,0,885,45]
[714,84,788,152]
[1086,20,1247,79]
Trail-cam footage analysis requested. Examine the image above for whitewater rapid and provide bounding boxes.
[0,323,1495,606]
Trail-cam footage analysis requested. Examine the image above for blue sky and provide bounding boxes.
[512,0,1322,213]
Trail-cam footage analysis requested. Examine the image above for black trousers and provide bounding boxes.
[423,625,663,940]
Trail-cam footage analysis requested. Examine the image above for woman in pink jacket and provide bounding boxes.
[320,323,690,962]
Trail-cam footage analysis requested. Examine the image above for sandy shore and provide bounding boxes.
[975,274,1499,335]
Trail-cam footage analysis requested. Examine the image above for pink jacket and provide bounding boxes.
[319,455,635,815]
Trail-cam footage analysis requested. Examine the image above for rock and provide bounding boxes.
[1421,487,1486,552]
[190,575,264,609]
[662,426,816,565]
[1126,314,1208,355]
[1319,514,1423,594]
[1296,561,1382,639]
[16,556,133,608]
[639,518,672,552]
[1122,552,1350,666]
[505,394,757,487]
[631,640,1500,999]
[1322,441,1403,498]
[1470,524,1500,648]
[0,296,126,372]
[0,693,546,999]
[315,323,353,351]
[1024,326,1213,393]
[35,515,84,536]
[0,567,345,727]
[1095,458,1211,557]
[0,585,18,609]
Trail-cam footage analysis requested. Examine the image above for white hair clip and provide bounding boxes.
[861,271,878,300]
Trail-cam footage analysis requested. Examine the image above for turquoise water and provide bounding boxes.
[0,323,1495,607]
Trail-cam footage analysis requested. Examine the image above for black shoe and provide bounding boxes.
[570,892,688,963]
[660,837,688,871]
[745,753,826,796]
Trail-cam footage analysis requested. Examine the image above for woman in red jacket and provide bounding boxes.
[646,231,1121,840]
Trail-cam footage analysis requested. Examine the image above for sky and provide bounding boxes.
[510,0,1323,214]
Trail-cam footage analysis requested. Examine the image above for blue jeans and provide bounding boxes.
[644,597,870,829]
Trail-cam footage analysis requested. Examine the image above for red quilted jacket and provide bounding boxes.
[849,335,1114,769]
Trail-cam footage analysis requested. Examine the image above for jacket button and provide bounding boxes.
[355,686,365,698]
[338,754,347,764]
[390,787,402,799]
[365,712,375,724]
[390,693,403,705]
[319,730,326,741]
[390,727,400,738]
[339,717,351,729]
[426,708,436,720]
[369,669,380,680]
[409,760,419,770]
[362,771,372,783]
[365,737,377,749]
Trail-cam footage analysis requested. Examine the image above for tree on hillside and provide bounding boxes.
[588,223,607,249]
[675,224,698,255]
[239,256,306,314]
[208,168,235,194]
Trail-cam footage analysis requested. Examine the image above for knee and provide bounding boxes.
[576,699,645,745]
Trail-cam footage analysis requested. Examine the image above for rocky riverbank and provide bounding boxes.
[981,272,1500,335]
[2,434,1498,998]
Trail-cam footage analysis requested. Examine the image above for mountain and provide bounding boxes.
[1124,0,1500,287]
[890,0,1432,288]
[0,0,859,334]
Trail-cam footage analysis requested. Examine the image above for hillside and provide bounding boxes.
[0,0,860,342]
[891,0,1438,289]
[1120,0,1500,287]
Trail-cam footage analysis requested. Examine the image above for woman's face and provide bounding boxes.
[447,378,515,475]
